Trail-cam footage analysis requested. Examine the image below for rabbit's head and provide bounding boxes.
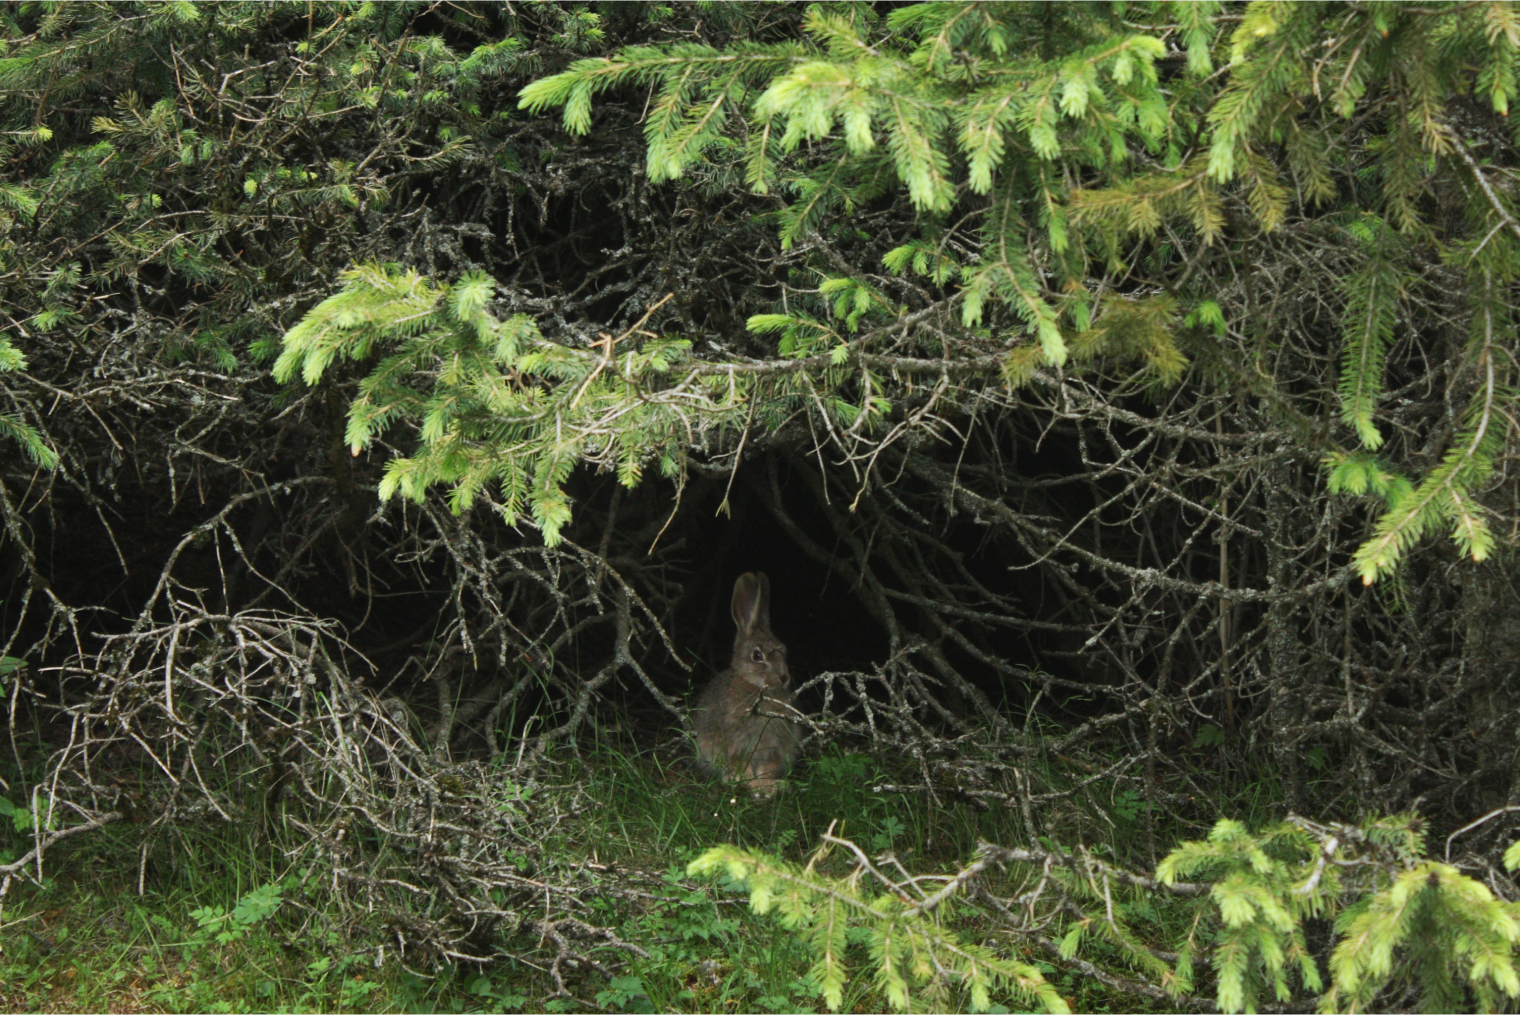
[728,571,789,692]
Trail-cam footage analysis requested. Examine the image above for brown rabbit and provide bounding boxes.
[693,572,800,797]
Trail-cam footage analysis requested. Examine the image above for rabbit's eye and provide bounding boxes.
[751,648,765,663]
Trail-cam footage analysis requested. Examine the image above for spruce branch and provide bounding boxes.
[1336,218,1404,451]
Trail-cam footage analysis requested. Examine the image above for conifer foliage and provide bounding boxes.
[688,840,1071,1014]
[10,3,1520,1012]
[277,259,968,542]
[276,265,704,544]
[0,335,55,469]
[702,815,1520,1014]
[499,2,1520,582]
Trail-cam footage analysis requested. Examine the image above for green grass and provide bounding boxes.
[565,742,1027,870]
[0,873,459,1013]
[0,735,1253,1014]
[545,740,1045,1014]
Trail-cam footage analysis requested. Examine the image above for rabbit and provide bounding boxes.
[693,571,800,797]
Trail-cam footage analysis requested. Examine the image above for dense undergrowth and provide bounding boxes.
[9,3,1520,1012]
[11,657,1503,1014]
[0,739,1207,1014]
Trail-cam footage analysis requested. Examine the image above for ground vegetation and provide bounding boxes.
[6,2,1520,1011]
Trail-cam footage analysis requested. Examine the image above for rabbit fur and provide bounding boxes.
[693,572,799,797]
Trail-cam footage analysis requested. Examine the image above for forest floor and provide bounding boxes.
[0,741,1207,1014]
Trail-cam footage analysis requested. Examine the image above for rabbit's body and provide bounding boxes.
[693,677,799,791]
[693,572,799,796]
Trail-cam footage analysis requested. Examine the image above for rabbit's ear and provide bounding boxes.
[731,572,770,635]
[754,571,772,631]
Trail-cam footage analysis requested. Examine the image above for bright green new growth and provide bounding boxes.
[513,1,1520,584]
[1158,819,1329,1013]
[270,3,1520,577]
[275,264,709,545]
[691,816,1520,1015]
[276,261,975,543]
[1324,862,1520,1014]
[1337,216,1406,452]
[1335,272,1510,584]
[276,249,1207,545]
[520,5,1174,381]
[0,335,56,470]
[1158,815,1520,1014]
[687,844,1070,1014]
